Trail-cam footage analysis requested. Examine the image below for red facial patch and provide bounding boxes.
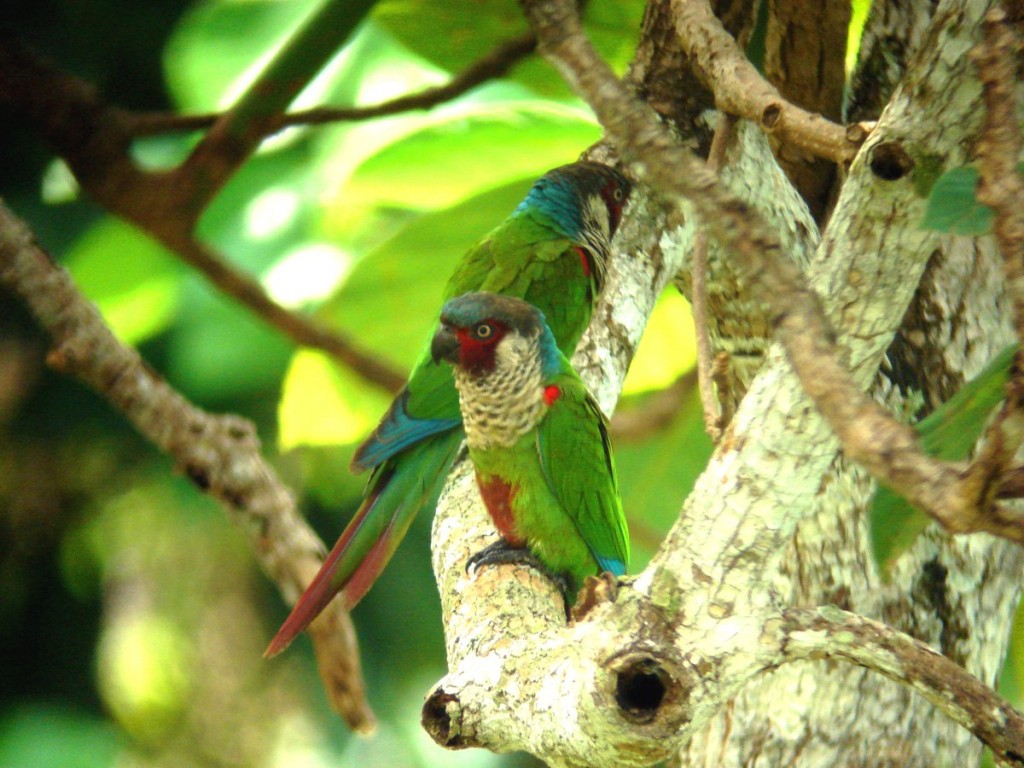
[601,178,624,231]
[456,322,507,374]
[543,385,561,407]
[476,475,524,546]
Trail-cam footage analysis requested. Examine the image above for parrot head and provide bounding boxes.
[516,162,632,292]
[430,292,560,380]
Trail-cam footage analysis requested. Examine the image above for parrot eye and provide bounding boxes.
[611,187,623,202]
[473,322,494,340]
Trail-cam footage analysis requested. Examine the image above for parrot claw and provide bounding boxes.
[466,539,570,595]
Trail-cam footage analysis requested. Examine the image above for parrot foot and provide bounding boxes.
[466,539,570,595]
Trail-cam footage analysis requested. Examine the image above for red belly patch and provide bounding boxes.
[476,475,524,546]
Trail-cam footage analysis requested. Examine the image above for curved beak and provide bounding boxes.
[430,325,460,366]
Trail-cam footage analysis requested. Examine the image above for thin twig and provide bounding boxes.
[0,199,376,733]
[781,606,1024,766]
[692,112,735,441]
[169,236,406,392]
[130,34,537,137]
[711,351,733,427]
[670,0,866,166]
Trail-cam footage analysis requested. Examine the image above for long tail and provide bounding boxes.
[265,432,462,657]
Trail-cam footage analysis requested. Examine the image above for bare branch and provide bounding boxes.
[781,606,1024,766]
[167,236,406,392]
[0,200,376,733]
[762,0,850,219]
[130,34,537,137]
[693,113,735,441]
[670,0,866,165]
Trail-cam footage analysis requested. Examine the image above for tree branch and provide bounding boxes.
[523,0,1024,546]
[692,113,734,440]
[129,34,537,137]
[176,0,377,217]
[780,606,1024,766]
[424,2,1022,763]
[670,0,867,166]
[0,200,376,734]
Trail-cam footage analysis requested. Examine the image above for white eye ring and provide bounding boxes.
[612,187,623,202]
[475,323,493,339]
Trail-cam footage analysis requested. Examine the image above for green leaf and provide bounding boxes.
[337,96,600,211]
[373,0,645,96]
[165,285,294,401]
[320,178,538,366]
[278,179,537,449]
[623,291,696,396]
[615,384,713,569]
[63,218,183,345]
[919,166,991,235]
[0,705,120,768]
[920,163,1024,236]
[164,0,321,112]
[870,344,1017,571]
[279,350,392,450]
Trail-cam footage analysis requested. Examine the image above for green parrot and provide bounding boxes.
[430,291,629,596]
[267,162,631,655]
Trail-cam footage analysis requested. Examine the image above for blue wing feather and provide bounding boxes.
[351,387,460,471]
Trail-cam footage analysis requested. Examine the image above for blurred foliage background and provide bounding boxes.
[2,0,1021,767]
[0,1,709,766]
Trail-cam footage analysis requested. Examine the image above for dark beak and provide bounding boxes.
[430,325,460,365]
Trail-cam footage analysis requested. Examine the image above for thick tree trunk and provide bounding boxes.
[425,0,1024,765]
[684,0,1023,763]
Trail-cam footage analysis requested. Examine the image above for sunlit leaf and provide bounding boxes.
[163,0,321,112]
[97,616,192,743]
[319,178,538,367]
[623,291,696,396]
[846,0,873,74]
[279,350,392,450]
[64,218,183,345]
[373,0,645,96]
[197,144,322,269]
[337,97,599,211]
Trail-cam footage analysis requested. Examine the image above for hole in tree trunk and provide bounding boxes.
[615,657,669,723]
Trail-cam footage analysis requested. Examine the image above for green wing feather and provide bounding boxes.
[401,213,594,426]
[535,372,629,575]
